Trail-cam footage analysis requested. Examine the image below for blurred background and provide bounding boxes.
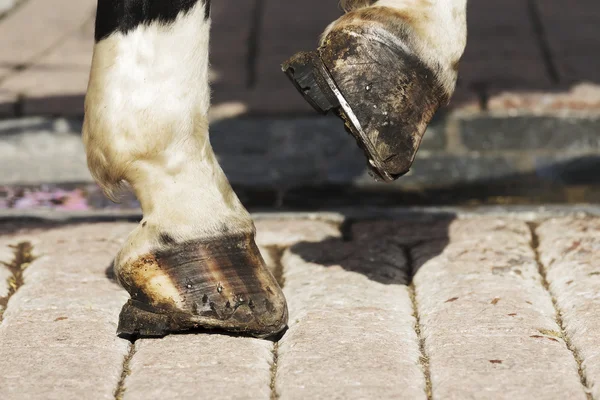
[0,0,598,211]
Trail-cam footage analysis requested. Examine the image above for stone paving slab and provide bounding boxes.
[2,16,95,116]
[0,88,16,116]
[249,0,341,115]
[0,267,9,299]
[0,223,133,400]
[0,0,95,81]
[537,218,600,399]
[277,229,426,399]
[1,215,600,399]
[537,0,600,84]
[0,0,18,17]
[4,114,600,209]
[0,1,95,116]
[487,84,600,112]
[255,219,341,248]
[209,0,255,89]
[411,218,588,399]
[125,335,273,400]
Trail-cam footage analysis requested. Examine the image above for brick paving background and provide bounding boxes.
[0,0,599,116]
[0,0,598,210]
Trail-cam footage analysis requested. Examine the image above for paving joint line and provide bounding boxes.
[114,340,137,400]
[527,222,593,400]
[269,341,280,400]
[264,246,287,400]
[246,0,265,88]
[527,0,560,84]
[0,241,35,320]
[405,247,433,400]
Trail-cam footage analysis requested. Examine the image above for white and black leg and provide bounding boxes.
[284,0,468,181]
[83,0,287,338]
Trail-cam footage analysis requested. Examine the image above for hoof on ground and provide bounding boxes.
[115,233,288,339]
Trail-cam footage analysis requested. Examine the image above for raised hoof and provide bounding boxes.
[115,233,288,339]
[282,15,450,182]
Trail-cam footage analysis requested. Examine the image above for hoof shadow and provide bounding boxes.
[105,259,118,284]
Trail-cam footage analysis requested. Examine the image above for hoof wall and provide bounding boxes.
[116,234,288,339]
[282,23,450,182]
[283,51,340,115]
[283,50,398,183]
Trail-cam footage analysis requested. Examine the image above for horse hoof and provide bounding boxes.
[115,233,288,339]
[282,11,451,182]
[117,299,195,337]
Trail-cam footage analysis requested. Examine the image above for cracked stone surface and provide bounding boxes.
[0,223,133,400]
[0,215,599,399]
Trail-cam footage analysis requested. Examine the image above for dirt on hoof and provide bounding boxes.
[115,233,288,339]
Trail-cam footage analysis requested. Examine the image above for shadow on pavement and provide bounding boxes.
[287,211,456,285]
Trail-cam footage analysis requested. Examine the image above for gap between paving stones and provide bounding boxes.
[528,222,593,399]
[405,246,433,400]
[270,342,280,400]
[265,246,286,400]
[0,241,34,320]
[114,342,136,400]
[342,216,433,399]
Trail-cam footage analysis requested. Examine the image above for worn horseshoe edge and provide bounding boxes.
[316,58,394,182]
[282,52,394,183]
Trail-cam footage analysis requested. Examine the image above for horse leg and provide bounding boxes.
[83,0,287,338]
